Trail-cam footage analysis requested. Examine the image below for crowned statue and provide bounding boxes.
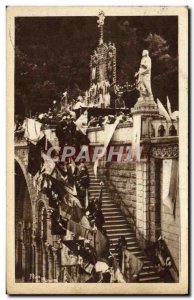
[135,50,153,99]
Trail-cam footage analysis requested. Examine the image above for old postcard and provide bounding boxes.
[7,6,188,294]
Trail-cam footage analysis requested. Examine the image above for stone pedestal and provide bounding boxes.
[131,97,158,115]
[131,97,159,138]
[131,96,159,247]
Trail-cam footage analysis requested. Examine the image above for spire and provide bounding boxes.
[97,10,105,45]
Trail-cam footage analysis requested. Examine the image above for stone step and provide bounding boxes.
[109,238,137,246]
[104,216,126,221]
[88,185,102,188]
[116,246,140,251]
[101,202,118,206]
[108,235,136,242]
[110,242,138,251]
[90,191,109,195]
[89,194,110,198]
[102,197,113,201]
[138,276,161,282]
[106,227,131,232]
[88,182,103,185]
[104,224,130,230]
[89,178,100,182]
[86,164,163,283]
[102,200,116,204]
[102,207,119,212]
[139,270,158,278]
[103,211,123,216]
[104,221,129,227]
[88,190,102,194]
[142,260,155,266]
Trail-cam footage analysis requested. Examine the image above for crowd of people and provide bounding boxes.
[87,112,133,128]
[14,86,176,283]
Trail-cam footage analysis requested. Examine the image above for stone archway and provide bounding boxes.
[15,160,33,282]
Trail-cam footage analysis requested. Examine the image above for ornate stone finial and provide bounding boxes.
[97,10,105,45]
[97,10,105,27]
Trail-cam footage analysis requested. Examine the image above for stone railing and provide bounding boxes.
[151,119,179,138]
[87,123,133,145]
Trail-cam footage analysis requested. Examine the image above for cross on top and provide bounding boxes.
[97,10,105,27]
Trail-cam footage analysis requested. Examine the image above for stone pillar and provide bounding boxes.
[56,251,61,283]
[24,244,30,282]
[41,243,46,282]
[34,244,41,283]
[47,248,53,283]
[136,160,150,247]
[149,158,162,242]
[131,92,159,248]
[21,242,26,282]
[52,247,58,283]
[30,244,35,282]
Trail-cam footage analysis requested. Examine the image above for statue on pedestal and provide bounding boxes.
[135,50,153,99]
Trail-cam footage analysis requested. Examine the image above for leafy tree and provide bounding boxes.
[144,33,178,110]
[15,16,178,115]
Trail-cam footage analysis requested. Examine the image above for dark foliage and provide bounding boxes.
[15,16,178,115]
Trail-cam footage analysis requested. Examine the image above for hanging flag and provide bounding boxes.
[41,152,56,175]
[27,142,42,176]
[44,128,60,148]
[162,159,179,216]
[171,111,179,120]
[85,189,89,209]
[24,118,44,145]
[51,210,67,235]
[157,98,171,122]
[60,195,91,229]
[131,114,141,161]
[167,96,179,121]
[167,96,172,119]
[74,110,88,135]
[62,240,96,266]
[69,158,76,174]
[61,244,79,266]
[93,115,122,177]
[97,185,103,210]
[59,202,73,220]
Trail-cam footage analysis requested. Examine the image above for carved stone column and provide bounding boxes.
[41,243,46,282]
[47,247,53,283]
[30,244,35,282]
[34,244,40,282]
[52,247,58,283]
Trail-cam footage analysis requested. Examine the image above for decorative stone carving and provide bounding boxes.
[151,144,178,159]
[89,11,116,86]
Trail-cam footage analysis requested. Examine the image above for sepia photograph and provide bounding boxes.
[6,6,188,294]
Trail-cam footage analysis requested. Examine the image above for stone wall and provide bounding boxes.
[160,159,180,277]
[135,161,150,247]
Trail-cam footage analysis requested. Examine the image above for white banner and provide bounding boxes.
[162,159,178,213]
[131,114,141,161]
[24,118,44,145]
[93,115,122,177]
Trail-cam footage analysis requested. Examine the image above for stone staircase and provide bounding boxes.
[87,164,162,283]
